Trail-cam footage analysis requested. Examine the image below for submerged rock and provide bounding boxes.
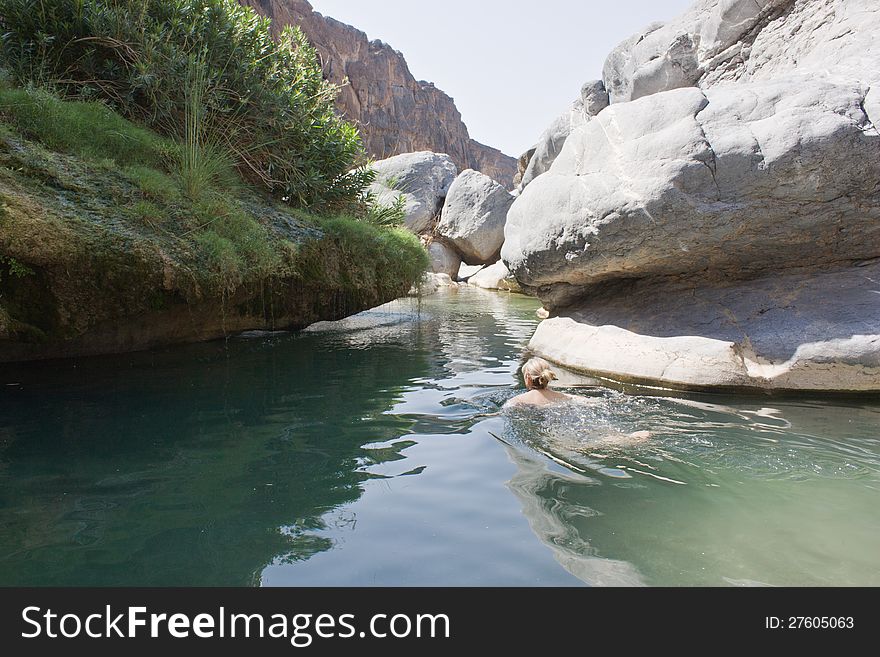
[437,169,514,265]
[411,272,457,296]
[369,151,457,234]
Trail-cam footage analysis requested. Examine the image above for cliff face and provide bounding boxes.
[241,0,517,186]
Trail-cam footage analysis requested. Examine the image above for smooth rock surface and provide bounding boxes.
[427,240,461,277]
[503,80,880,306]
[528,263,880,391]
[506,0,880,391]
[602,0,879,102]
[457,263,485,281]
[520,80,609,190]
[437,169,514,264]
[468,261,521,292]
[369,152,457,234]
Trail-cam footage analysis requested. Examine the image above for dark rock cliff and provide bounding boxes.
[241,0,517,187]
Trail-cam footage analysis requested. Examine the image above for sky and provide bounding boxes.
[309,0,694,157]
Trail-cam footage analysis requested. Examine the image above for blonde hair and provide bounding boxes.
[522,357,557,390]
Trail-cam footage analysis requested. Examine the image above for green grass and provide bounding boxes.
[194,229,244,293]
[0,86,429,309]
[124,166,181,203]
[173,55,243,202]
[0,87,168,168]
[191,196,281,293]
[294,211,429,297]
[131,200,166,227]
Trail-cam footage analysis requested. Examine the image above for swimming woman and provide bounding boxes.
[503,357,652,443]
[503,357,579,408]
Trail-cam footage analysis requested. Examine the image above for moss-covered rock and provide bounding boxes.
[0,129,427,362]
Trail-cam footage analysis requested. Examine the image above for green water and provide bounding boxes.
[1,288,878,586]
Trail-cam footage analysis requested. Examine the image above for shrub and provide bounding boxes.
[362,191,407,228]
[0,0,371,210]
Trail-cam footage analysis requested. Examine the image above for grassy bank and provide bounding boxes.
[0,0,429,359]
[0,86,427,355]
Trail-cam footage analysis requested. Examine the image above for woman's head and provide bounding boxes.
[522,357,557,390]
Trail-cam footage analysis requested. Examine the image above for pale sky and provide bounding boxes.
[309,0,694,157]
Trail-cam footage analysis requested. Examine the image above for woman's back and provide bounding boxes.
[504,388,573,408]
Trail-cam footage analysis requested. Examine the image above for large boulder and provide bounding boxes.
[602,0,791,103]
[528,263,880,391]
[502,0,880,392]
[369,152,457,233]
[437,169,515,265]
[426,240,461,277]
[602,0,878,102]
[468,261,521,292]
[503,79,880,307]
[457,263,485,281]
[519,80,609,190]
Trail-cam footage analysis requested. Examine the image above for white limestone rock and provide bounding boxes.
[437,169,514,265]
[369,151,457,234]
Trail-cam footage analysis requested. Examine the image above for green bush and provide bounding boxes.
[362,192,407,228]
[0,0,372,210]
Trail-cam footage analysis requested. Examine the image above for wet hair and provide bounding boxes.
[522,357,557,390]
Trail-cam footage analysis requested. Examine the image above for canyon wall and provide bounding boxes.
[242,0,517,186]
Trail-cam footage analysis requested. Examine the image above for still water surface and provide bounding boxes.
[1,288,878,586]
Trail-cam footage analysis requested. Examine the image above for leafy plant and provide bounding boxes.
[0,0,371,210]
[0,254,35,283]
[362,191,407,227]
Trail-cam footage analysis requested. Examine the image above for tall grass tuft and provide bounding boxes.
[175,54,239,201]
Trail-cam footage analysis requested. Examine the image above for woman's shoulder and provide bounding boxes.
[504,390,539,408]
